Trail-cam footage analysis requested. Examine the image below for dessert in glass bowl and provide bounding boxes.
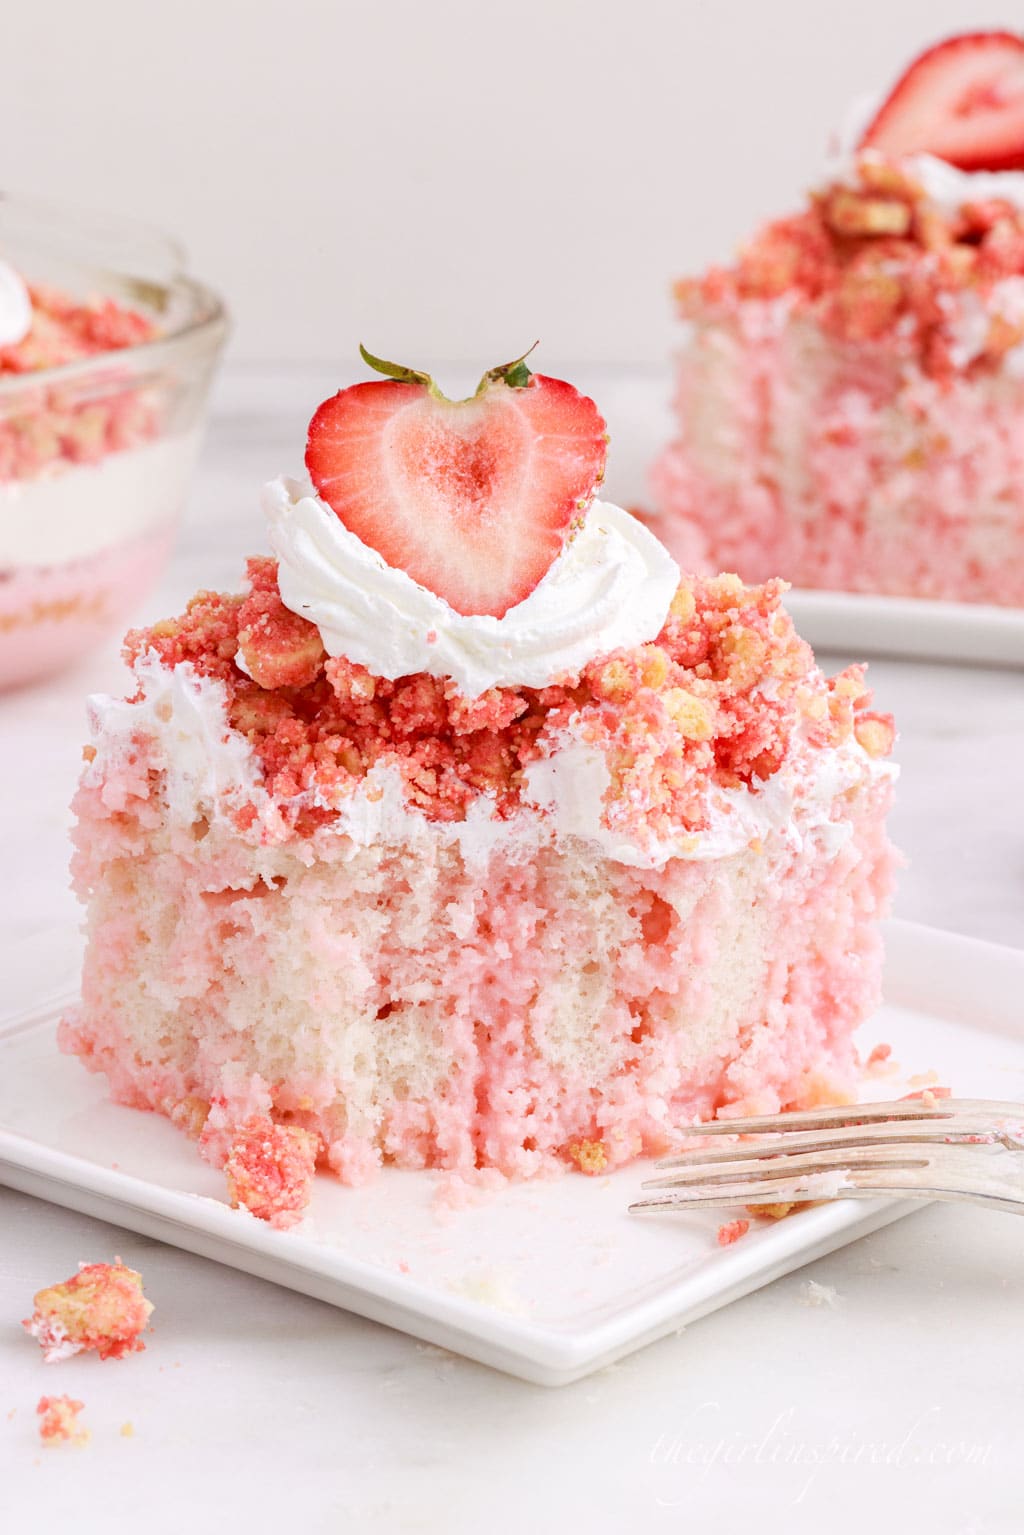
[0,196,227,688]
[59,349,896,1213]
[650,32,1024,606]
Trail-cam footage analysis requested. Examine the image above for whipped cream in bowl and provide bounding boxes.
[0,260,31,348]
[265,475,681,697]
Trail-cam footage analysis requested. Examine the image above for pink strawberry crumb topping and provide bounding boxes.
[123,558,892,842]
[677,153,1024,380]
[717,1218,750,1246]
[224,1116,320,1229]
[24,1260,153,1363]
[36,1395,90,1447]
[0,280,158,482]
[0,282,154,376]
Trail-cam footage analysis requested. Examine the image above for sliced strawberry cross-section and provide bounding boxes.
[860,31,1024,172]
[305,346,607,618]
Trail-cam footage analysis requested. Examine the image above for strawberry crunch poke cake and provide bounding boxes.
[60,347,897,1210]
[650,31,1024,606]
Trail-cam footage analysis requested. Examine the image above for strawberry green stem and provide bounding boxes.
[477,342,539,394]
[359,342,538,401]
[358,344,434,390]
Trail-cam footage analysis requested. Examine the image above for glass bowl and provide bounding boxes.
[0,195,228,689]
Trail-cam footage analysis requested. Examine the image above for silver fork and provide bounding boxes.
[630,1098,1024,1218]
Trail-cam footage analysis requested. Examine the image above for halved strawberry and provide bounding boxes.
[860,32,1024,172]
[305,346,607,618]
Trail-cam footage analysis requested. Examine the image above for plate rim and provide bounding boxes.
[783,588,1024,668]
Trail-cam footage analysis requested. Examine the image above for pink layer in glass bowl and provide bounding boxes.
[0,196,228,689]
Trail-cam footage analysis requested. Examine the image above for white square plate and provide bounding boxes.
[1,919,1021,1386]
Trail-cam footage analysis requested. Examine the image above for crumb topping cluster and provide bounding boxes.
[0,281,157,480]
[677,152,1024,378]
[23,1260,154,1363]
[224,1115,319,1229]
[124,557,894,839]
[36,1394,90,1447]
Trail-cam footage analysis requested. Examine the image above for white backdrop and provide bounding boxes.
[6,0,1021,372]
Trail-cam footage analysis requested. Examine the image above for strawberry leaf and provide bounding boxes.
[479,342,540,394]
[359,344,434,389]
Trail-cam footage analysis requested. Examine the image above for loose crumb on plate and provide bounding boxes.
[799,1279,842,1309]
[753,1202,798,1220]
[447,1268,530,1315]
[716,1218,750,1247]
[430,1166,507,1221]
[37,1396,90,1448]
[900,1085,952,1106]
[864,1042,900,1079]
[23,1260,153,1363]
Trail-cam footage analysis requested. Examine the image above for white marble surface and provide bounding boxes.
[1,368,1023,1532]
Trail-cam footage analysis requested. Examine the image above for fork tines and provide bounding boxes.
[629,1097,1024,1216]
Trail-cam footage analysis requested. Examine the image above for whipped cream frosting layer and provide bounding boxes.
[0,261,31,348]
[265,476,680,697]
[523,724,895,868]
[94,657,892,872]
[903,155,1024,216]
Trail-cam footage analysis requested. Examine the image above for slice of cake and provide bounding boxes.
[650,31,1024,606]
[60,347,896,1195]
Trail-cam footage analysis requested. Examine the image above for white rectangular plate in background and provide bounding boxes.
[785,589,1024,668]
[1,919,1022,1386]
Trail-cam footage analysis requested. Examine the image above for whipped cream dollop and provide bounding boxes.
[899,155,1024,216]
[265,476,680,697]
[0,260,31,348]
[827,92,1024,212]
